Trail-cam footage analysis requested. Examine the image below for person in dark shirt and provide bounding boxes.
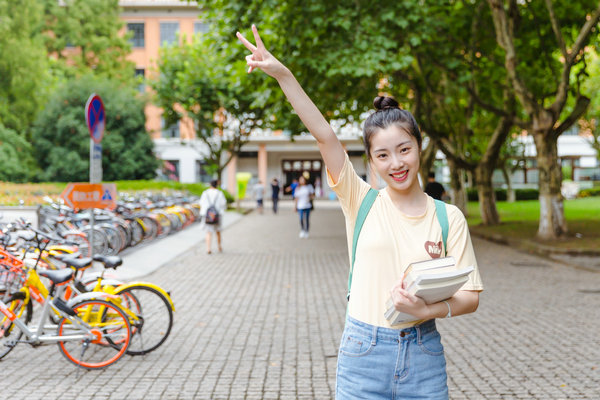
[271,178,281,213]
[424,172,446,200]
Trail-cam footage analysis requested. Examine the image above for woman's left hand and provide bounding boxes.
[389,279,431,320]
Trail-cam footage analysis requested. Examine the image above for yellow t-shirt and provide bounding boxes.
[328,153,484,329]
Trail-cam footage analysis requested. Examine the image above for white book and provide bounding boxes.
[384,265,475,325]
[407,266,474,289]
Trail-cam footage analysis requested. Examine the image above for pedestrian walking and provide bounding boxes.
[253,179,265,214]
[271,178,281,214]
[314,176,323,198]
[238,25,483,399]
[294,176,314,238]
[199,179,227,254]
[425,172,446,201]
[285,178,298,199]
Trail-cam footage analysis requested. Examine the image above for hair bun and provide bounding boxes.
[373,96,400,111]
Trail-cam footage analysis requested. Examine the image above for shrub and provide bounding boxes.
[466,187,539,201]
[579,187,600,197]
[515,188,539,200]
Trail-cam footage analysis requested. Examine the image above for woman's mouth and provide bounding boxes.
[390,170,408,182]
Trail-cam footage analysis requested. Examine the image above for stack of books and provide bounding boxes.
[384,256,474,325]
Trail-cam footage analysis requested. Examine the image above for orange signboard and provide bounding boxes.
[60,183,117,210]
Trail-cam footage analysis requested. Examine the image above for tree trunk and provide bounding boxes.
[419,140,437,187]
[501,166,516,202]
[447,158,468,215]
[533,132,567,239]
[474,164,500,225]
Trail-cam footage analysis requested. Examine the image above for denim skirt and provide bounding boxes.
[336,316,448,400]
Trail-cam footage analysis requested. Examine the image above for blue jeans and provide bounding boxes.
[298,208,311,231]
[336,316,448,400]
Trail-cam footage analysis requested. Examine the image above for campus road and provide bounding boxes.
[1,201,599,399]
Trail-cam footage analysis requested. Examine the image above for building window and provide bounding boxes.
[161,118,180,138]
[194,22,209,35]
[134,68,145,93]
[127,23,145,47]
[160,22,179,46]
[161,160,180,181]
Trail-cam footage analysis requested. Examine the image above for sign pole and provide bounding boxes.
[89,137,95,257]
[85,93,105,259]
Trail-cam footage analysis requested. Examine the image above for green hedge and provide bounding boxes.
[467,188,539,201]
[579,187,600,197]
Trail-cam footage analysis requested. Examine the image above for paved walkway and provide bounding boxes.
[1,203,599,399]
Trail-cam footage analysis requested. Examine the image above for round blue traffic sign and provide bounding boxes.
[85,94,105,144]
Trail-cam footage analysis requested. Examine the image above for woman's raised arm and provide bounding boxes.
[237,25,346,182]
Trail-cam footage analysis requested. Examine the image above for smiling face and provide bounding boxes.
[369,125,422,195]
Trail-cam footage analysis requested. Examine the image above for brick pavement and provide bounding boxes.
[1,204,599,399]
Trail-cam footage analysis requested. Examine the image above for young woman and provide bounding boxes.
[199,179,227,254]
[237,25,483,399]
[294,175,314,238]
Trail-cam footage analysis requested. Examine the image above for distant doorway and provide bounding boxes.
[282,159,322,194]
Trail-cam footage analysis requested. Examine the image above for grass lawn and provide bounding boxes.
[466,197,600,251]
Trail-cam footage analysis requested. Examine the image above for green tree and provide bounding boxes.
[0,124,39,182]
[0,0,49,134]
[31,76,159,182]
[152,34,268,181]
[203,0,517,222]
[488,0,600,239]
[42,0,133,83]
[580,50,600,159]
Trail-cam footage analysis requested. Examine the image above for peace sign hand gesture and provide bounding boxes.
[236,25,289,80]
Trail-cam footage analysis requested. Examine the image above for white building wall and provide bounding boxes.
[153,139,206,183]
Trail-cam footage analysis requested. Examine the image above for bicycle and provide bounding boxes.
[0,253,132,369]
[62,253,175,356]
[6,226,175,357]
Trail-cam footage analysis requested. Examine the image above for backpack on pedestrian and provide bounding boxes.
[204,192,220,225]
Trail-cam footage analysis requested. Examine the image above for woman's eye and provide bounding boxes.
[400,148,409,153]
[377,154,387,159]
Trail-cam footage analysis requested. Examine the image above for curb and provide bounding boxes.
[470,230,600,273]
[469,229,600,256]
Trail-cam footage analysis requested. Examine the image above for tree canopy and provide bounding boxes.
[31,76,159,182]
[152,34,268,178]
[0,0,49,134]
[0,123,39,182]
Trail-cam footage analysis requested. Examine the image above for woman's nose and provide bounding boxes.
[390,154,404,169]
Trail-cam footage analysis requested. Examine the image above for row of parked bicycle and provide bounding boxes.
[0,193,205,369]
[38,194,202,256]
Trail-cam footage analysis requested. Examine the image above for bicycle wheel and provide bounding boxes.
[140,216,158,241]
[57,299,131,369]
[0,292,32,360]
[62,232,91,257]
[81,227,110,256]
[115,285,173,355]
[126,218,144,247]
[98,224,122,256]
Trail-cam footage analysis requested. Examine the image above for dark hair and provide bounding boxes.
[210,179,219,188]
[428,172,436,179]
[363,96,422,160]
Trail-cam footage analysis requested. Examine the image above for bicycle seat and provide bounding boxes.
[92,254,123,269]
[60,256,93,270]
[38,268,74,284]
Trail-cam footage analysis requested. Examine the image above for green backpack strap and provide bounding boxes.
[434,199,449,257]
[348,188,378,301]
